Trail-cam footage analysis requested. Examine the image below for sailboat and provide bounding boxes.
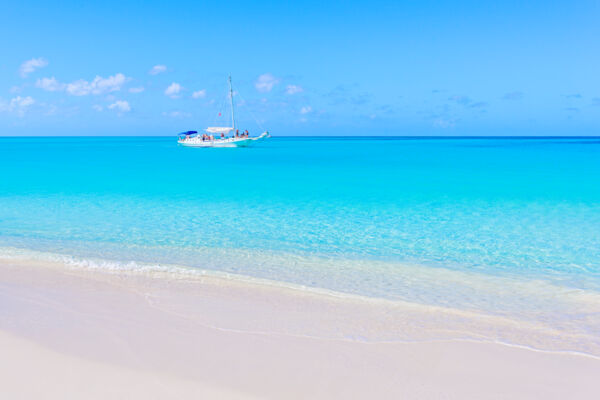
[177,76,270,148]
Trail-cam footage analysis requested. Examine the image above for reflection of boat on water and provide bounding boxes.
[177,76,270,148]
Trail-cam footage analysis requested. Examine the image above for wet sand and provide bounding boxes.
[1,259,599,399]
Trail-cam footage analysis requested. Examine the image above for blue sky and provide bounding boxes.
[1,0,599,136]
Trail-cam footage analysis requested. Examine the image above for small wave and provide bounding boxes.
[0,246,390,303]
[2,245,600,358]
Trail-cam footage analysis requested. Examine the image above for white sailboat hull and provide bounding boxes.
[178,132,269,148]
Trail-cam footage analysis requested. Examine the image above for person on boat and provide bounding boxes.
[221,132,225,139]
[244,130,249,137]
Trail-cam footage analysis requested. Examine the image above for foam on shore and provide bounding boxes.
[1,254,600,399]
[1,245,599,358]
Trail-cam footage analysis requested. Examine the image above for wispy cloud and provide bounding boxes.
[192,89,206,99]
[285,85,303,95]
[67,74,128,96]
[255,73,280,92]
[165,82,182,98]
[108,100,131,113]
[502,91,524,100]
[36,74,129,96]
[92,105,103,112]
[351,93,370,105]
[20,58,48,78]
[149,65,167,75]
[36,77,64,91]
[448,95,471,106]
[592,97,600,106]
[432,117,456,128]
[563,94,582,99]
[129,87,144,93]
[374,104,395,116]
[448,95,488,110]
[43,103,59,116]
[326,85,349,104]
[300,106,312,114]
[0,96,35,117]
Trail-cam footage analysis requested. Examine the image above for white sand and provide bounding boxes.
[0,330,259,400]
[1,260,599,399]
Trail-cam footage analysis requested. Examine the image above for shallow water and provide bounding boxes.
[1,136,599,353]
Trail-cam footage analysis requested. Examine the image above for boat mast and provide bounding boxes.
[229,75,236,131]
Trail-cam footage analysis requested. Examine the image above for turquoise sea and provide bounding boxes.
[1,136,599,354]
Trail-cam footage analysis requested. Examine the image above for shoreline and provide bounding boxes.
[1,257,600,398]
[1,245,599,358]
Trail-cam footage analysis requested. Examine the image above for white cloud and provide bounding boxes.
[20,58,48,78]
[37,74,129,95]
[66,73,128,96]
[255,73,280,92]
[9,86,22,94]
[192,89,206,99]
[149,65,167,75]
[0,96,35,117]
[162,111,191,118]
[165,82,182,98]
[129,86,145,93]
[92,105,103,112]
[44,104,59,116]
[36,77,65,92]
[286,85,303,95]
[300,106,312,114]
[13,96,35,108]
[108,100,131,113]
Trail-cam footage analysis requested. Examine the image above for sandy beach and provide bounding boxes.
[3,0,600,397]
[1,258,598,399]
